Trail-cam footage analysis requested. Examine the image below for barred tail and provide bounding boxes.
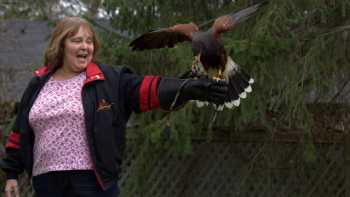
[192,56,253,110]
[223,56,254,109]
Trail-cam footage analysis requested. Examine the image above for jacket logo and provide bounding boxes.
[97,99,112,111]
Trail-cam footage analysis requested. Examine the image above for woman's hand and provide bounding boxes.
[4,179,20,197]
[157,77,228,110]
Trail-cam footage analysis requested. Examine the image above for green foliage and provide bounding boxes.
[98,2,350,192]
[0,0,49,20]
[1,0,350,194]
[0,102,17,191]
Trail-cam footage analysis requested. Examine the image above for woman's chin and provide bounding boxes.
[73,62,89,72]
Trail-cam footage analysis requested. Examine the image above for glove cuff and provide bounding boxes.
[157,78,191,110]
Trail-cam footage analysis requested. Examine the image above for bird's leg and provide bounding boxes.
[191,54,200,76]
[212,69,223,81]
[218,69,223,78]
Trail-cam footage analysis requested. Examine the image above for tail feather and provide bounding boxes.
[227,79,240,101]
[239,68,254,84]
[229,74,245,95]
[234,73,250,92]
[225,101,235,109]
[192,56,254,110]
[245,85,252,93]
[222,56,254,109]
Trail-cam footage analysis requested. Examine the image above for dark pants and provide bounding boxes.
[32,170,119,197]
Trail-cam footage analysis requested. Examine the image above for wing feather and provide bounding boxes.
[212,2,266,35]
[129,23,199,51]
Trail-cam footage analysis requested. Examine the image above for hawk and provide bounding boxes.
[130,2,265,110]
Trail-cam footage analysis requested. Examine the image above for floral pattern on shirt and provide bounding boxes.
[29,72,93,176]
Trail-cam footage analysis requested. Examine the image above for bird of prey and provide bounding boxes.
[129,2,265,110]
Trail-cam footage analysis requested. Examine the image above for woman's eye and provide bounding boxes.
[72,39,81,43]
[86,39,93,44]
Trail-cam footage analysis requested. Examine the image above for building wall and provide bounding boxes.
[0,19,51,102]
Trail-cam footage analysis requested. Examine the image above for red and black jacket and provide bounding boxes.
[0,63,164,189]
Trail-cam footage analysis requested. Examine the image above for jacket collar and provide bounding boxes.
[34,66,49,77]
[34,62,105,84]
[84,62,105,84]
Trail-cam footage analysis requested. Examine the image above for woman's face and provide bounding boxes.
[62,26,94,73]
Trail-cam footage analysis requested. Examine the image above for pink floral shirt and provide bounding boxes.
[29,72,93,176]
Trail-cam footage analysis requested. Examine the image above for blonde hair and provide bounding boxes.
[44,17,101,70]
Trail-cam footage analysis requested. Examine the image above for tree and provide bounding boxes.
[98,0,350,195]
[0,0,104,20]
[1,0,349,195]
[101,0,350,132]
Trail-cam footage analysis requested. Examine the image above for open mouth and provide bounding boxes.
[76,53,89,61]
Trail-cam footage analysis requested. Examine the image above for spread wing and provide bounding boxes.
[129,23,200,51]
[212,2,266,35]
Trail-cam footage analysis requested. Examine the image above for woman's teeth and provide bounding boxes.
[77,54,87,58]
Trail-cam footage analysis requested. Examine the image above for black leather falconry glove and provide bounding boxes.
[157,77,228,110]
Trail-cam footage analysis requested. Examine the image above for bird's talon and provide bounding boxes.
[212,77,220,81]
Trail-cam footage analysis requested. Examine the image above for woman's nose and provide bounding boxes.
[81,41,88,49]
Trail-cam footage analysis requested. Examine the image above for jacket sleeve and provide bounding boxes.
[0,78,37,179]
[1,113,24,180]
[118,67,161,113]
[118,66,198,112]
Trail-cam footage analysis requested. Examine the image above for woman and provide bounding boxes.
[1,17,227,197]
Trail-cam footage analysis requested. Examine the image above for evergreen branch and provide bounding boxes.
[301,24,350,41]
[84,16,133,40]
[319,24,350,37]
[342,86,350,99]
[329,78,350,103]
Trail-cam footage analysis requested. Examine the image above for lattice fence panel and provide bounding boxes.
[3,104,349,197]
[119,138,347,197]
[4,135,349,197]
